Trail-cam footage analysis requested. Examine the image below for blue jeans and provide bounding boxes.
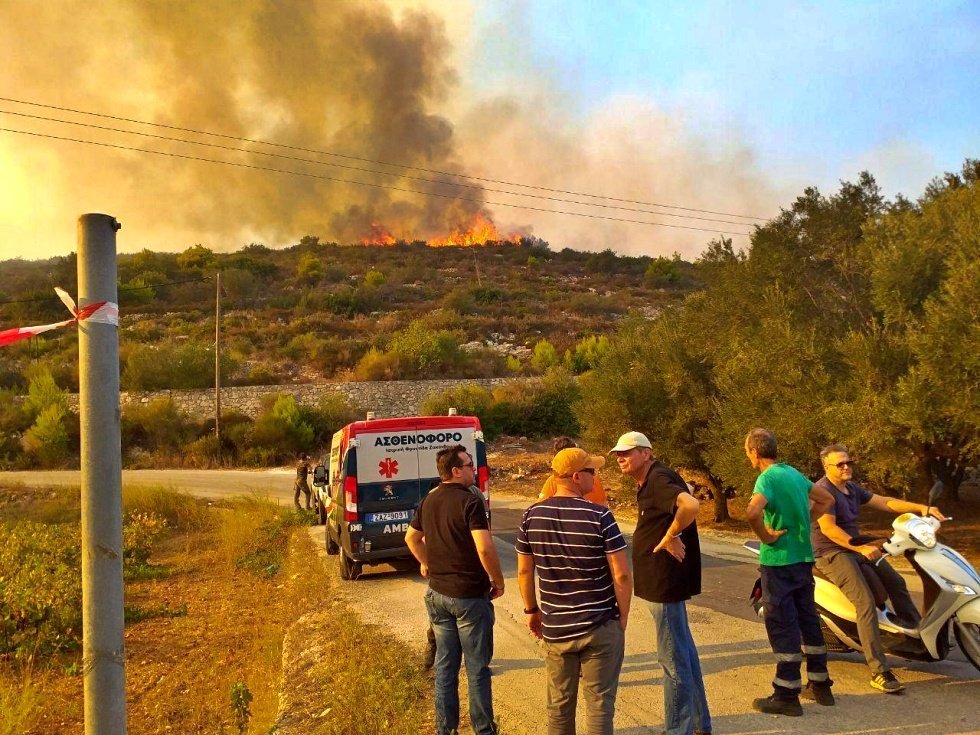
[649,601,711,735]
[425,588,496,735]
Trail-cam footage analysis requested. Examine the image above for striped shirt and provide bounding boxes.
[515,497,627,641]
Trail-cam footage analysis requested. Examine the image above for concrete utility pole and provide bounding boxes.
[77,213,127,734]
[214,270,222,463]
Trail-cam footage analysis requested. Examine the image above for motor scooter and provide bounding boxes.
[745,484,980,672]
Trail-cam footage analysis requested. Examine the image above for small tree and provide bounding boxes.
[530,340,560,373]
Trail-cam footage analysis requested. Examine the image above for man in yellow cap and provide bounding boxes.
[538,436,608,506]
[516,448,632,735]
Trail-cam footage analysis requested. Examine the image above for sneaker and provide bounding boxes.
[801,682,835,706]
[752,695,803,717]
[870,671,904,693]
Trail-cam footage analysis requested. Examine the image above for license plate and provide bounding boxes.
[366,510,412,523]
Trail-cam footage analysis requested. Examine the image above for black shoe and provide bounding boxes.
[801,682,835,706]
[870,671,904,693]
[752,695,803,717]
[423,639,436,670]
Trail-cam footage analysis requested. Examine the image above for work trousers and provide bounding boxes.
[542,619,625,735]
[815,549,920,675]
[760,562,830,698]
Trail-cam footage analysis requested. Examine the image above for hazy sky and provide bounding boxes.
[0,0,976,261]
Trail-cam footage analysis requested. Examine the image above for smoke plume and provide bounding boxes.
[0,0,777,259]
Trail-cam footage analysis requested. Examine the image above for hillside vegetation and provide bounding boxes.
[2,162,977,503]
[0,237,694,392]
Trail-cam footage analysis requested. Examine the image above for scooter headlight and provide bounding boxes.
[907,518,937,548]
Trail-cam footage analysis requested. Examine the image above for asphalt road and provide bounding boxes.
[4,470,979,734]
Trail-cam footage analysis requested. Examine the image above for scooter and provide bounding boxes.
[745,484,980,672]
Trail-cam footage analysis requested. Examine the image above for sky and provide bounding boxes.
[0,0,977,261]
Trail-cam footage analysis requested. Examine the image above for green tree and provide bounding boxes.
[296,253,324,284]
[177,244,216,271]
[530,340,560,372]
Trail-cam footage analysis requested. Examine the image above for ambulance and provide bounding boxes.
[311,411,489,580]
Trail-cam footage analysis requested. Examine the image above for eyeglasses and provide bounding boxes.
[829,460,856,469]
[458,462,475,469]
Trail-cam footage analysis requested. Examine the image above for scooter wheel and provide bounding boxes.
[954,619,980,672]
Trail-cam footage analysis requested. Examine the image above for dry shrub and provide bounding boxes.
[122,484,211,532]
[0,665,41,735]
[214,494,299,576]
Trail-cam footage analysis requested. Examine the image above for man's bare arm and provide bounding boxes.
[607,549,632,631]
[746,493,786,544]
[472,529,505,597]
[517,553,542,638]
[867,493,946,520]
[405,526,429,576]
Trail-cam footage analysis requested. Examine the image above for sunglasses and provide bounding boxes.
[579,467,596,475]
[829,460,856,469]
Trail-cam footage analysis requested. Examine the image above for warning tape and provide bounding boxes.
[0,287,118,348]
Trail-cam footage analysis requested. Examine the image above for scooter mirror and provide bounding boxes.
[928,479,945,506]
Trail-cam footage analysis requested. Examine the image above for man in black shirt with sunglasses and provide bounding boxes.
[811,444,946,694]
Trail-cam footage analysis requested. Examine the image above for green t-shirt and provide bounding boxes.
[753,463,814,567]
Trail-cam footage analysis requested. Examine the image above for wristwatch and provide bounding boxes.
[523,605,540,614]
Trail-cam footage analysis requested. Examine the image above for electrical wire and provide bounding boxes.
[0,95,768,222]
[0,125,754,236]
[0,108,758,228]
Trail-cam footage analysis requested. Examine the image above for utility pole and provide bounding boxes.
[214,270,222,464]
[77,213,126,734]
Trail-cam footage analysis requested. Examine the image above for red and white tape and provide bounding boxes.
[0,287,118,348]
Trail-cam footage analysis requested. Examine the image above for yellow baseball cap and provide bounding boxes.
[552,448,605,477]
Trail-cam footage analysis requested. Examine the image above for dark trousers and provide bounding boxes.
[293,478,311,509]
[815,550,920,675]
[760,562,830,698]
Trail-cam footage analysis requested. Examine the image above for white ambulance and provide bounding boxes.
[312,412,489,580]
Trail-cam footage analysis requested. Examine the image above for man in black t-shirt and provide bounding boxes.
[611,431,711,735]
[406,445,504,735]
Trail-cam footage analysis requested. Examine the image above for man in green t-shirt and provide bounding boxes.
[745,428,834,717]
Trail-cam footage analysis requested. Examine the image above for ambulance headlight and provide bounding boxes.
[949,583,976,596]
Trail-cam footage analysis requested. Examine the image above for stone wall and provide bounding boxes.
[64,378,527,420]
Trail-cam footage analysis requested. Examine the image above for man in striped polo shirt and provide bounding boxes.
[516,448,633,735]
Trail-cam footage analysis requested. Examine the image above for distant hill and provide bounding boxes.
[0,237,702,392]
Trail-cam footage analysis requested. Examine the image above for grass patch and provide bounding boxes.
[0,663,42,735]
[124,602,188,624]
[275,532,433,735]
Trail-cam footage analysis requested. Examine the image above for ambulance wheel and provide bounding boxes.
[339,549,361,581]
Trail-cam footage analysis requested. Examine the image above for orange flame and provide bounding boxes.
[359,222,398,246]
[358,213,520,247]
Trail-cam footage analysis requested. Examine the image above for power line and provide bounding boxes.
[0,95,768,222]
[0,108,758,229]
[0,126,754,236]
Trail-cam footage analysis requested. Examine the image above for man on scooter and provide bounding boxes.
[812,444,947,694]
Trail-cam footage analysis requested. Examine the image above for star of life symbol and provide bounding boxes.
[379,457,399,478]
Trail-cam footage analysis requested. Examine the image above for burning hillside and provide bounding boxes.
[359,213,523,246]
